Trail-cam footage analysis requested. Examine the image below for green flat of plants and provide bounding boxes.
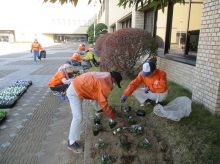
[0,109,7,119]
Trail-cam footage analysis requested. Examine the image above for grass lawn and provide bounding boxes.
[87,65,220,163]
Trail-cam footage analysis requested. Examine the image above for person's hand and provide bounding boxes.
[145,86,150,93]
[109,111,115,118]
[121,95,127,103]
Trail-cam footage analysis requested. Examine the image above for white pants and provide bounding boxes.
[132,88,168,104]
[66,82,101,142]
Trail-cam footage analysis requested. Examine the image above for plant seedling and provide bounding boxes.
[93,123,102,136]
[119,135,131,150]
[128,116,136,124]
[138,138,151,149]
[124,105,131,112]
[95,138,107,150]
[131,125,144,135]
[100,154,112,164]
[94,114,101,124]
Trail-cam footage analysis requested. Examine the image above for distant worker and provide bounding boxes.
[77,44,85,55]
[30,39,43,63]
[71,51,83,66]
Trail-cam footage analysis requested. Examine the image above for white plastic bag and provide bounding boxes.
[153,96,192,121]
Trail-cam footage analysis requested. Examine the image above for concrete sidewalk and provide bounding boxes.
[0,42,91,164]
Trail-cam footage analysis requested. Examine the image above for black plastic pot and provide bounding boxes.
[94,120,101,124]
[93,130,100,136]
[136,109,146,116]
[124,105,131,112]
[109,122,117,129]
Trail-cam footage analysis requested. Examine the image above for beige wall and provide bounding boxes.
[157,57,195,92]
[108,1,133,27]
[192,0,220,114]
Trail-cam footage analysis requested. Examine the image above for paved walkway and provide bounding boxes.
[0,42,92,164]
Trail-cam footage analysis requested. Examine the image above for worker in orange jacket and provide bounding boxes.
[71,52,82,66]
[30,39,43,63]
[66,71,122,153]
[48,63,74,101]
[77,44,85,55]
[121,61,168,106]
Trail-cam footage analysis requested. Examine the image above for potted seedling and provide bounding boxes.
[109,119,117,129]
[131,125,144,135]
[113,128,121,135]
[93,123,102,136]
[94,114,101,124]
[124,105,131,112]
[138,138,151,149]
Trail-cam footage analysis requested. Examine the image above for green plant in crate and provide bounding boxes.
[0,109,7,119]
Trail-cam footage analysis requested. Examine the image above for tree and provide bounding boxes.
[98,28,158,78]
[87,23,108,44]
[43,0,185,13]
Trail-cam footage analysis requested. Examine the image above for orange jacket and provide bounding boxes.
[31,42,42,51]
[73,72,114,116]
[71,52,82,61]
[48,72,66,87]
[124,69,168,96]
[78,45,85,51]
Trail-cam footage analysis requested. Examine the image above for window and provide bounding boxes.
[155,0,203,60]
[122,18,132,28]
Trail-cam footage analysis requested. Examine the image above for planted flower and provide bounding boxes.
[95,138,107,150]
[100,154,112,164]
[128,116,136,124]
[138,138,151,149]
[109,119,117,129]
[119,135,131,150]
[122,112,130,118]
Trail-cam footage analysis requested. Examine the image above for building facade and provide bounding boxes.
[0,0,95,44]
[96,0,220,114]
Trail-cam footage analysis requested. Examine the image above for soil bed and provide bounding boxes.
[87,105,173,164]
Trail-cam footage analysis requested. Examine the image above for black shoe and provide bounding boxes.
[96,109,103,113]
[67,141,83,153]
[140,99,153,106]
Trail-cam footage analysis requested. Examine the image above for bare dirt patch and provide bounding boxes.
[86,105,173,164]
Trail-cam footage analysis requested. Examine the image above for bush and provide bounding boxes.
[99,28,158,78]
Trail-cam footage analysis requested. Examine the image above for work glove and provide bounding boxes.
[121,95,127,103]
[145,86,150,93]
[109,111,115,118]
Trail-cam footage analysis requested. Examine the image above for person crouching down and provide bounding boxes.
[121,60,168,106]
[66,71,122,153]
[48,63,74,102]
[71,51,82,66]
